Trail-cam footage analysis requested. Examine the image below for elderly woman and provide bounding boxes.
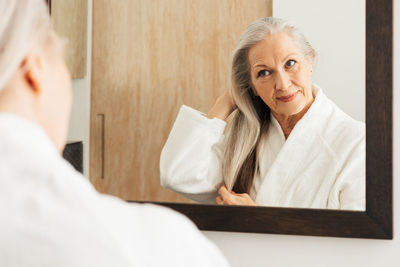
[160,17,365,210]
[0,0,229,266]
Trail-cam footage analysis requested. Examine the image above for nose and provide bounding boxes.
[274,70,291,91]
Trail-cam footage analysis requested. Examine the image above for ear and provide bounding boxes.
[21,54,44,95]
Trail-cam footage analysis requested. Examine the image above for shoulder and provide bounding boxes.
[317,93,365,159]
[90,197,228,265]
[58,165,227,265]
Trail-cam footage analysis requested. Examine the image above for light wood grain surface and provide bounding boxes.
[90,0,272,202]
[51,0,87,79]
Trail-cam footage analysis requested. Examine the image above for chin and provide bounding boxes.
[279,102,306,117]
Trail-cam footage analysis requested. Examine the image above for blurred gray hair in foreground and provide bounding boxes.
[0,0,52,91]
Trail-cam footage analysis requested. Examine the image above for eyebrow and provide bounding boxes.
[252,53,299,70]
[253,63,271,70]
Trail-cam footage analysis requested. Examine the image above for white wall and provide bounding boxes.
[203,1,399,266]
[273,0,365,122]
[69,1,398,266]
[67,0,92,176]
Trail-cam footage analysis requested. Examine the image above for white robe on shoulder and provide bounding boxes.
[0,113,229,267]
[160,86,365,210]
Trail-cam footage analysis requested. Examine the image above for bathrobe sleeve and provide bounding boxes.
[338,135,366,210]
[328,127,366,211]
[160,105,227,204]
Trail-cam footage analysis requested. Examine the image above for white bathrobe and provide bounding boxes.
[0,113,229,267]
[160,87,365,210]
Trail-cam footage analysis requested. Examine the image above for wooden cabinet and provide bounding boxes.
[90,0,272,202]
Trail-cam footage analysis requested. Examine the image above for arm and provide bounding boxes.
[160,90,236,204]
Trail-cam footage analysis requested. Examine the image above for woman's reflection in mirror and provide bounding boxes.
[161,17,365,211]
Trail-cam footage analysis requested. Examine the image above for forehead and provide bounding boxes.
[248,31,303,65]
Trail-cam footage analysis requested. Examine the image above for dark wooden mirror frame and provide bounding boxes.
[132,0,393,239]
[45,0,51,14]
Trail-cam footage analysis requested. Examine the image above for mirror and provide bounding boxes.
[65,0,391,238]
[88,0,366,211]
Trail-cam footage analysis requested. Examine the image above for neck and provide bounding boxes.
[0,84,36,121]
[0,83,63,154]
[272,97,314,139]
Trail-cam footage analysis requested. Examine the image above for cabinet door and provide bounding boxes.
[90,0,272,201]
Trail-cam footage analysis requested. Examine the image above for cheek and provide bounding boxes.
[286,68,310,98]
[253,81,276,106]
[56,62,72,149]
[62,63,72,106]
[47,59,72,127]
[296,65,313,86]
[54,60,72,106]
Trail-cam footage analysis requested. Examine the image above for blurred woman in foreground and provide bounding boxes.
[0,1,228,266]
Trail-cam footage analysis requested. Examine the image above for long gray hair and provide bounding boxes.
[0,0,53,92]
[223,17,317,193]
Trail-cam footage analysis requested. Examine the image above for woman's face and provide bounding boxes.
[248,31,314,118]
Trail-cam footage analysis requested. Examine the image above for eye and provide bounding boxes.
[285,59,296,68]
[257,69,271,78]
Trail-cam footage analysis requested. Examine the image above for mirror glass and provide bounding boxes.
[67,0,366,211]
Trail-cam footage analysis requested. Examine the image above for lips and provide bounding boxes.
[276,91,299,102]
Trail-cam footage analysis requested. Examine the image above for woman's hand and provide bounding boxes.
[206,89,236,121]
[216,185,256,206]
